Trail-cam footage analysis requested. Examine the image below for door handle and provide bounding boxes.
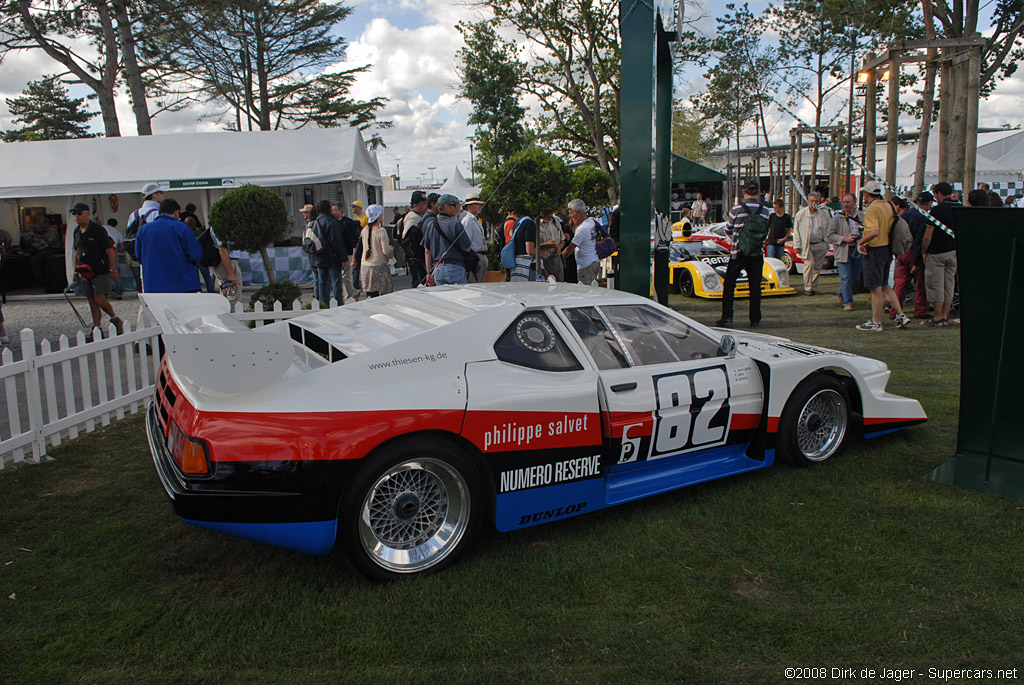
[610,382,637,393]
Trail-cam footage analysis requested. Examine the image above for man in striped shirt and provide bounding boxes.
[717,182,773,328]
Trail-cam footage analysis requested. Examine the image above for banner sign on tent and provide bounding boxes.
[168,178,236,189]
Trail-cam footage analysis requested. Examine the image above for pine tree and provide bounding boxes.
[2,77,97,143]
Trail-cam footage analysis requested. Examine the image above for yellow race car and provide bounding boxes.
[669,241,796,298]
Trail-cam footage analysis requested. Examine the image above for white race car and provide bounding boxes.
[142,285,926,581]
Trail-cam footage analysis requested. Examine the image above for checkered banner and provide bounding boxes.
[236,248,315,286]
[991,181,1023,199]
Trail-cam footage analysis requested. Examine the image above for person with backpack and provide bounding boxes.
[424,195,474,285]
[854,181,910,331]
[717,182,772,328]
[402,191,428,287]
[124,182,164,293]
[561,199,598,285]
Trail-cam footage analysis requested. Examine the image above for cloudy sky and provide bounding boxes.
[1,0,1022,189]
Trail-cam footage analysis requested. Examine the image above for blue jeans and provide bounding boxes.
[837,252,864,306]
[316,266,343,303]
[197,265,216,293]
[765,243,786,260]
[434,262,467,285]
[311,266,320,302]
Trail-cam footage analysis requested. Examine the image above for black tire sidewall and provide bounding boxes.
[776,374,850,467]
[680,271,694,297]
[339,436,484,582]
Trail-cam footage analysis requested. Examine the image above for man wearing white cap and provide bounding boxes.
[459,195,488,282]
[855,181,910,331]
[124,182,164,292]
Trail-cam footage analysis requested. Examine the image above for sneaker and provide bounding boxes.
[895,314,910,329]
[111,317,124,335]
[856,320,883,331]
[715,318,733,327]
[843,304,854,311]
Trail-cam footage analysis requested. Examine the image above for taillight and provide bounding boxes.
[168,421,211,476]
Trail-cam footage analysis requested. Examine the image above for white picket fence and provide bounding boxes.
[0,297,340,469]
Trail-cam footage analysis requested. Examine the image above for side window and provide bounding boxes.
[602,305,723,366]
[494,311,582,372]
[563,307,629,370]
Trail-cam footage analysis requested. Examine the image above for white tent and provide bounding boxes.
[978,129,1024,173]
[437,166,479,201]
[894,129,1023,187]
[0,127,381,199]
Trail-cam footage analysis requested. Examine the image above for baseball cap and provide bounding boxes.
[141,182,164,197]
[861,180,883,196]
[350,200,364,209]
[70,202,90,214]
[300,204,314,213]
[438,194,460,207]
[915,191,935,204]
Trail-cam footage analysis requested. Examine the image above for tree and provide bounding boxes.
[480,147,572,224]
[672,105,716,162]
[457,20,531,178]
[144,0,389,138]
[2,77,96,142]
[0,0,154,137]
[570,165,613,210]
[465,0,620,197]
[208,184,289,284]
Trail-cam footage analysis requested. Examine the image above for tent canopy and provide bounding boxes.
[437,166,479,200]
[0,127,382,199]
[672,154,726,183]
[894,129,1023,185]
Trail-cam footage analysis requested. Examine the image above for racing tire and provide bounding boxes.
[776,374,850,467]
[780,251,795,274]
[676,270,695,297]
[340,436,484,582]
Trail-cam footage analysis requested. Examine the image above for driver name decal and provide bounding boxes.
[482,414,591,451]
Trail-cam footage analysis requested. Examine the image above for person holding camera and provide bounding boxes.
[70,203,124,337]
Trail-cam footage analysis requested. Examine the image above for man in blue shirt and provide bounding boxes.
[135,198,204,293]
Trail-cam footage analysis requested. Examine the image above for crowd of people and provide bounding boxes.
[716,178,995,331]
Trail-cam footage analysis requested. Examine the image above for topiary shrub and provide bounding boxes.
[249,280,302,311]
[209,184,289,283]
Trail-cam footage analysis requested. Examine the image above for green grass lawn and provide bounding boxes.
[2,275,1021,683]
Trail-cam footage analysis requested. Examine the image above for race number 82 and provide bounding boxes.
[652,366,731,457]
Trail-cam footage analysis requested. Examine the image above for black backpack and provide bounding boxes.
[737,202,770,257]
[401,222,423,263]
[123,211,148,260]
[198,229,221,267]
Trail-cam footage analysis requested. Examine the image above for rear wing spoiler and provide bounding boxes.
[140,293,293,394]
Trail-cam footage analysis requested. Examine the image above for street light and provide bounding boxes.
[428,166,436,183]
[227,29,254,131]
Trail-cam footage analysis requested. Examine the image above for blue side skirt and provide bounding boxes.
[184,518,338,556]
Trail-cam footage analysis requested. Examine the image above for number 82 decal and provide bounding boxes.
[651,366,731,458]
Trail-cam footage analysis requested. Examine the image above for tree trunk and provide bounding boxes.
[260,247,277,284]
[254,14,271,131]
[112,0,152,136]
[914,0,937,195]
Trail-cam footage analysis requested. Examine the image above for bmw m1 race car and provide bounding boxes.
[669,241,796,298]
[142,285,925,581]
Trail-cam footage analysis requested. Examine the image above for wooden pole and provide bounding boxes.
[938,49,951,182]
[964,42,982,191]
[948,50,967,186]
[885,51,900,196]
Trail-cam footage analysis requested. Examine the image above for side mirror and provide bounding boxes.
[719,334,737,359]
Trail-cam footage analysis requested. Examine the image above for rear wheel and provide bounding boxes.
[776,374,850,466]
[340,436,483,582]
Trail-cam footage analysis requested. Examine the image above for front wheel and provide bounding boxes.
[776,375,850,466]
[674,270,695,297]
[780,251,795,274]
[340,437,483,582]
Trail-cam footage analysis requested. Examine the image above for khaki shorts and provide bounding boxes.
[82,273,112,298]
[925,251,957,303]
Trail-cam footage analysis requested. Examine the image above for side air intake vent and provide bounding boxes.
[289,323,346,363]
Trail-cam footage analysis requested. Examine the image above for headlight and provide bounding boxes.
[776,269,790,287]
[703,273,721,290]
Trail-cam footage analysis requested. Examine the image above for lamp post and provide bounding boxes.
[469,141,476,185]
[841,9,859,195]
[227,29,254,131]
[428,166,436,184]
